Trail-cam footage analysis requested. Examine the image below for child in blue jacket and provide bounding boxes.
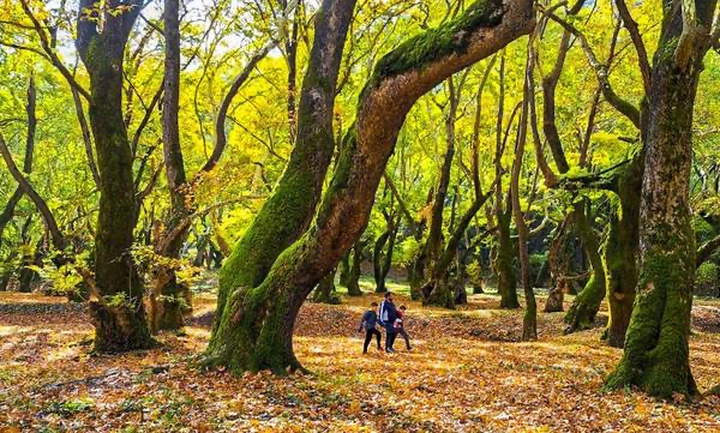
[358,302,382,353]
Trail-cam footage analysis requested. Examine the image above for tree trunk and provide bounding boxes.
[606,1,716,398]
[150,0,189,333]
[513,51,536,341]
[339,252,351,287]
[544,216,570,312]
[496,210,519,308]
[206,0,359,360]
[346,240,364,296]
[204,0,535,373]
[563,204,606,332]
[373,228,390,292]
[76,0,153,352]
[312,268,340,304]
[603,156,642,347]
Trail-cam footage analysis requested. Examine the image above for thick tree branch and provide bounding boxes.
[201,41,275,174]
[697,234,720,266]
[0,132,66,250]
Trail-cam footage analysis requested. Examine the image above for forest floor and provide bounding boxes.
[1,281,720,432]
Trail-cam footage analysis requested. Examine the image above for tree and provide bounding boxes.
[75,0,153,352]
[606,0,718,399]
[204,0,536,373]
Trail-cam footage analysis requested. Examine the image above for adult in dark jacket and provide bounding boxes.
[378,292,398,352]
[358,302,382,353]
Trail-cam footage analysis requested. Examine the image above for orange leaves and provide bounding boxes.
[2,292,720,431]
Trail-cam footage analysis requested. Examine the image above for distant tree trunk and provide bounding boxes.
[606,0,716,399]
[373,212,398,293]
[339,252,351,287]
[420,77,460,301]
[544,217,570,312]
[76,0,153,352]
[0,74,36,249]
[346,240,365,296]
[563,204,606,332]
[312,268,340,304]
[203,0,535,373]
[496,210,519,308]
[493,56,519,309]
[513,50,536,341]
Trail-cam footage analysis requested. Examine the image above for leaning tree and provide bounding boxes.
[205,0,536,373]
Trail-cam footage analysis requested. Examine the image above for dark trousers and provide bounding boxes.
[397,327,411,350]
[384,324,397,350]
[363,328,381,352]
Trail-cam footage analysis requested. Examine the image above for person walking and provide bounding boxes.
[358,302,382,354]
[378,292,398,353]
[394,305,412,351]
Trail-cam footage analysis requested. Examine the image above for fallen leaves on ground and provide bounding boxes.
[1,291,719,432]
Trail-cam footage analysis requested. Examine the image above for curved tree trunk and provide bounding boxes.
[206,0,359,358]
[204,0,535,373]
[606,1,716,398]
[150,0,189,333]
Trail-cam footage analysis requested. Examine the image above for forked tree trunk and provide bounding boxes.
[76,0,153,352]
[207,0,359,353]
[204,0,535,374]
[605,1,716,399]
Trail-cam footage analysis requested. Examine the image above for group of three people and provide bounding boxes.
[358,292,412,354]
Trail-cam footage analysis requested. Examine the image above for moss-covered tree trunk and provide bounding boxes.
[603,156,642,347]
[312,269,340,304]
[207,0,358,350]
[76,0,153,352]
[204,0,535,373]
[346,240,364,296]
[496,209,519,308]
[563,204,606,332]
[606,1,716,398]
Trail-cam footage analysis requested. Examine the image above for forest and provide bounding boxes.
[1,0,720,431]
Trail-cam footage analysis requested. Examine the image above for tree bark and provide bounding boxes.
[606,0,717,399]
[203,0,535,374]
[149,0,189,333]
[206,0,359,359]
[563,204,606,332]
[603,156,642,347]
[312,268,340,304]
[346,240,365,296]
[76,0,153,352]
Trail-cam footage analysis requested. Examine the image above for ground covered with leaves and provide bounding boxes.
[2,289,720,432]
